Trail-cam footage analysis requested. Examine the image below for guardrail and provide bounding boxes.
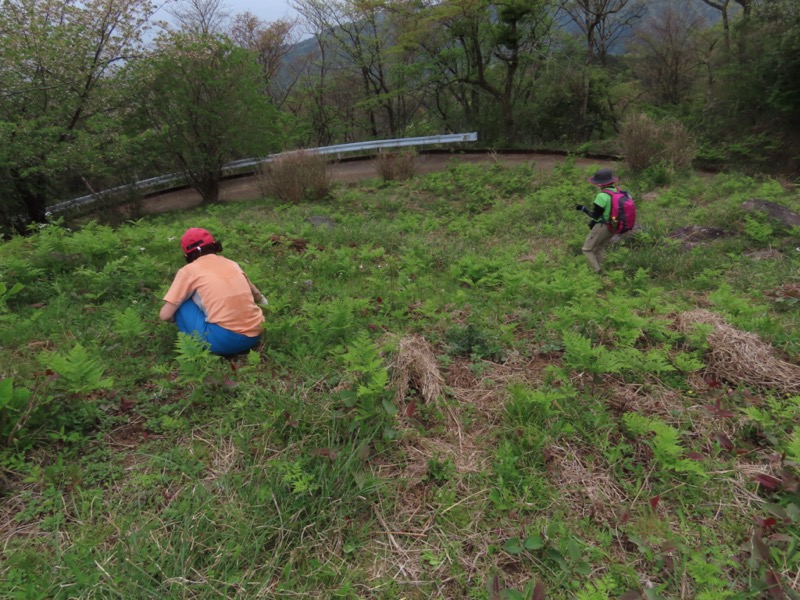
[48,132,478,217]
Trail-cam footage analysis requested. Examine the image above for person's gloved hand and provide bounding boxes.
[588,220,597,229]
[575,204,586,212]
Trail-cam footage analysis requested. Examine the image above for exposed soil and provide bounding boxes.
[126,152,614,217]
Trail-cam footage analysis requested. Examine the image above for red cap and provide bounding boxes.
[180,228,215,255]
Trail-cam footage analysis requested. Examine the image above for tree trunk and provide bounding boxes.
[198,172,220,203]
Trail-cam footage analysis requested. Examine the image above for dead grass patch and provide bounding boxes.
[390,335,445,410]
[544,442,629,525]
[675,309,800,395]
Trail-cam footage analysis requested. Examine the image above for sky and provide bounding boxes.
[221,0,299,24]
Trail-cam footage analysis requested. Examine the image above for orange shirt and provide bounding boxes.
[163,254,264,337]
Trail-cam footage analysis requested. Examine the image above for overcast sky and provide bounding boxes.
[222,0,298,23]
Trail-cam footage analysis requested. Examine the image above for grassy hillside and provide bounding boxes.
[1,159,799,599]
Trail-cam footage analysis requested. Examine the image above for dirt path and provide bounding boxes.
[131,152,615,216]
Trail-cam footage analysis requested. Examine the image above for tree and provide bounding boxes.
[229,13,305,108]
[133,32,280,203]
[403,0,558,144]
[168,0,230,34]
[292,0,419,139]
[628,0,708,105]
[0,0,157,228]
[559,0,646,140]
[560,0,646,65]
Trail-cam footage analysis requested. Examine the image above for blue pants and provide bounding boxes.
[175,300,261,356]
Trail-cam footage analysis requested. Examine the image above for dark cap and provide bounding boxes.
[587,168,619,186]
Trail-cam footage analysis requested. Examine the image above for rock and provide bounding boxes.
[744,249,783,261]
[306,215,335,228]
[741,199,800,228]
[667,225,736,251]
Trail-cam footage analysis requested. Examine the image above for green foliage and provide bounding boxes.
[1,162,800,599]
[623,413,706,477]
[112,307,146,338]
[0,281,23,313]
[334,334,395,435]
[444,322,505,361]
[0,378,32,444]
[742,215,774,244]
[132,31,280,202]
[38,344,113,395]
[173,333,216,386]
[0,0,157,226]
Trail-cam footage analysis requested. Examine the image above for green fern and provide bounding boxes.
[112,307,146,337]
[39,343,113,394]
[623,413,706,477]
[562,331,625,375]
[174,333,215,385]
[673,351,705,373]
[0,281,24,313]
[0,378,33,440]
[786,430,800,465]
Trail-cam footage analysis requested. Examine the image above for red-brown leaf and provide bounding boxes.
[310,448,337,461]
[617,507,632,525]
[649,495,660,510]
[487,575,501,600]
[704,375,721,388]
[688,451,705,461]
[780,467,799,492]
[532,581,546,600]
[754,474,782,490]
[754,516,778,529]
[751,528,772,564]
[714,433,735,451]
[406,398,416,418]
[765,569,784,599]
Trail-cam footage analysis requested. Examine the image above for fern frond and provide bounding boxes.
[39,343,113,394]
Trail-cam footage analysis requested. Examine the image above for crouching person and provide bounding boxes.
[160,228,267,356]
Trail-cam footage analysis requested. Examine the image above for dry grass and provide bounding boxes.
[363,349,568,595]
[675,309,800,395]
[544,442,629,524]
[620,113,696,173]
[257,150,332,203]
[374,149,417,182]
[390,335,445,410]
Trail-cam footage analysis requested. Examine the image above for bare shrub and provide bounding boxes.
[659,120,696,171]
[257,150,332,203]
[374,149,417,182]
[619,113,696,173]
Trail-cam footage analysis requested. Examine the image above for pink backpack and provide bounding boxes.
[605,188,636,234]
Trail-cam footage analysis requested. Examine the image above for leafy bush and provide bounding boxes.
[257,150,332,203]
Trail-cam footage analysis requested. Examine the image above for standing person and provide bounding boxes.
[575,168,620,274]
[160,227,268,355]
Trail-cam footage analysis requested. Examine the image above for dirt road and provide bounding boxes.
[132,151,615,216]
